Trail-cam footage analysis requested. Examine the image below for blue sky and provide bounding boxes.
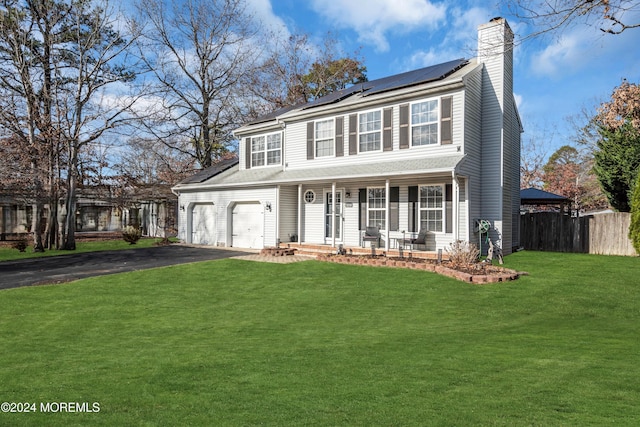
[248,0,640,157]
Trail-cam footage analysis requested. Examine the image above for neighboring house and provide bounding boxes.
[0,193,177,240]
[173,18,522,255]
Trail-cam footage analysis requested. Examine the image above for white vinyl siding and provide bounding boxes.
[359,110,382,152]
[411,100,438,146]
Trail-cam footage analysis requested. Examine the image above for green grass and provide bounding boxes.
[0,238,176,262]
[0,251,639,425]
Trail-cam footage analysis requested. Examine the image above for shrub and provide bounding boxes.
[11,238,28,252]
[446,240,480,266]
[629,172,640,255]
[122,226,142,245]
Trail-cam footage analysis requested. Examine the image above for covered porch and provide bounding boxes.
[281,157,469,255]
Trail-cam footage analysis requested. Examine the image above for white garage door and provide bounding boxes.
[191,204,216,245]
[232,202,263,248]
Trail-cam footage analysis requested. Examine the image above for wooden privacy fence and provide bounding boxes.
[520,212,637,256]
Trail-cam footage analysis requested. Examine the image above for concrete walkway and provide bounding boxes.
[231,253,316,264]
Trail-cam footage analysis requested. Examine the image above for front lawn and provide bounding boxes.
[0,251,638,425]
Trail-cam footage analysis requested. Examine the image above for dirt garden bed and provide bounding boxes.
[316,253,524,284]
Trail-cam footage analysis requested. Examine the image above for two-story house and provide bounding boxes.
[172,17,522,256]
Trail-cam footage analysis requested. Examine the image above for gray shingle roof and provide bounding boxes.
[174,155,465,191]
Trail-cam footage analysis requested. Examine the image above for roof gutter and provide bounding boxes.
[173,164,463,192]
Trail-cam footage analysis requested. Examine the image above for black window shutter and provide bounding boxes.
[335,116,344,157]
[245,137,251,169]
[399,104,409,149]
[307,122,314,160]
[383,107,393,151]
[408,186,418,231]
[390,186,399,231]
[349,114,358,155]
[441,96,452,145]
[359,188,366,230]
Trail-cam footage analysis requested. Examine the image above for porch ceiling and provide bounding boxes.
[174,154,466,191]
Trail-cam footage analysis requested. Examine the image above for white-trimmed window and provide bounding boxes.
[304,190,315,204]
[419,184,444,232]
[411,100,438,146]
[251,136,265,167]
[251,132,281,167]
[359,110,381,152]
[315,119,334,157]
[367,187,386,230]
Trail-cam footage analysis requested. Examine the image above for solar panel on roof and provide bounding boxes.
[179,157,239,184]
[301,85,366,109]
[299,58,468,110]
[363,58,468,96]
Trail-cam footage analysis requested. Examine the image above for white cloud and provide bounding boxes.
[514,92,523,109]
[309,0,447,52]
[245,0,290,36]
[530,32,589,77]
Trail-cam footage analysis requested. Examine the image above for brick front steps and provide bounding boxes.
[315,253,523,284]
[260,247,298,257]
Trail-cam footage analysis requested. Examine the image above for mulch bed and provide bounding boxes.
[316,253,525,284]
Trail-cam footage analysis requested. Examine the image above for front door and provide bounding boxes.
[325,190,343,241]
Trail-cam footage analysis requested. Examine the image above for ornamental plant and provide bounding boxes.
[122,226,142,245]
[446,240,480,266]
[628,172,640,255]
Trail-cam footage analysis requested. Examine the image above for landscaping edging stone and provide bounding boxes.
[316,254,522,284]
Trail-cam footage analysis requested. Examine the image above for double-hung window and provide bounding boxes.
[251,136,265,167]
[419,185,444,232]
[251,132,281,167]
[266,133,281,165]
[411,100,438,146]
[359,110,381,152]
[315,119,334,157]
[367,187,386,230]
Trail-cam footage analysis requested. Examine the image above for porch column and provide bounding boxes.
[453,173,459,241]
[275,185,280,245]
[297,184,302,244]
[385,179,390,251]
[331,182,336,247]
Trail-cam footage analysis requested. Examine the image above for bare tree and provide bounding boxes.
[0,0,69,251]
[133,0,261,169]
[55,0,142,250]
[520,121,557,189]
[506,0,640,39]
[252,31,367,111]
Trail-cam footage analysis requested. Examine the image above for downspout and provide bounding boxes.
[279,120,286,172]
[275,185,280,246]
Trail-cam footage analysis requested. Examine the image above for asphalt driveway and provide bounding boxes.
[0,245,250,290]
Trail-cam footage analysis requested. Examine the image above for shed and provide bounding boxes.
[520,188,570,214]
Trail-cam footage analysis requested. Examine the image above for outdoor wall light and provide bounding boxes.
[180,205,185,211]
[345,191,351,198]
[266,202,272,212]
